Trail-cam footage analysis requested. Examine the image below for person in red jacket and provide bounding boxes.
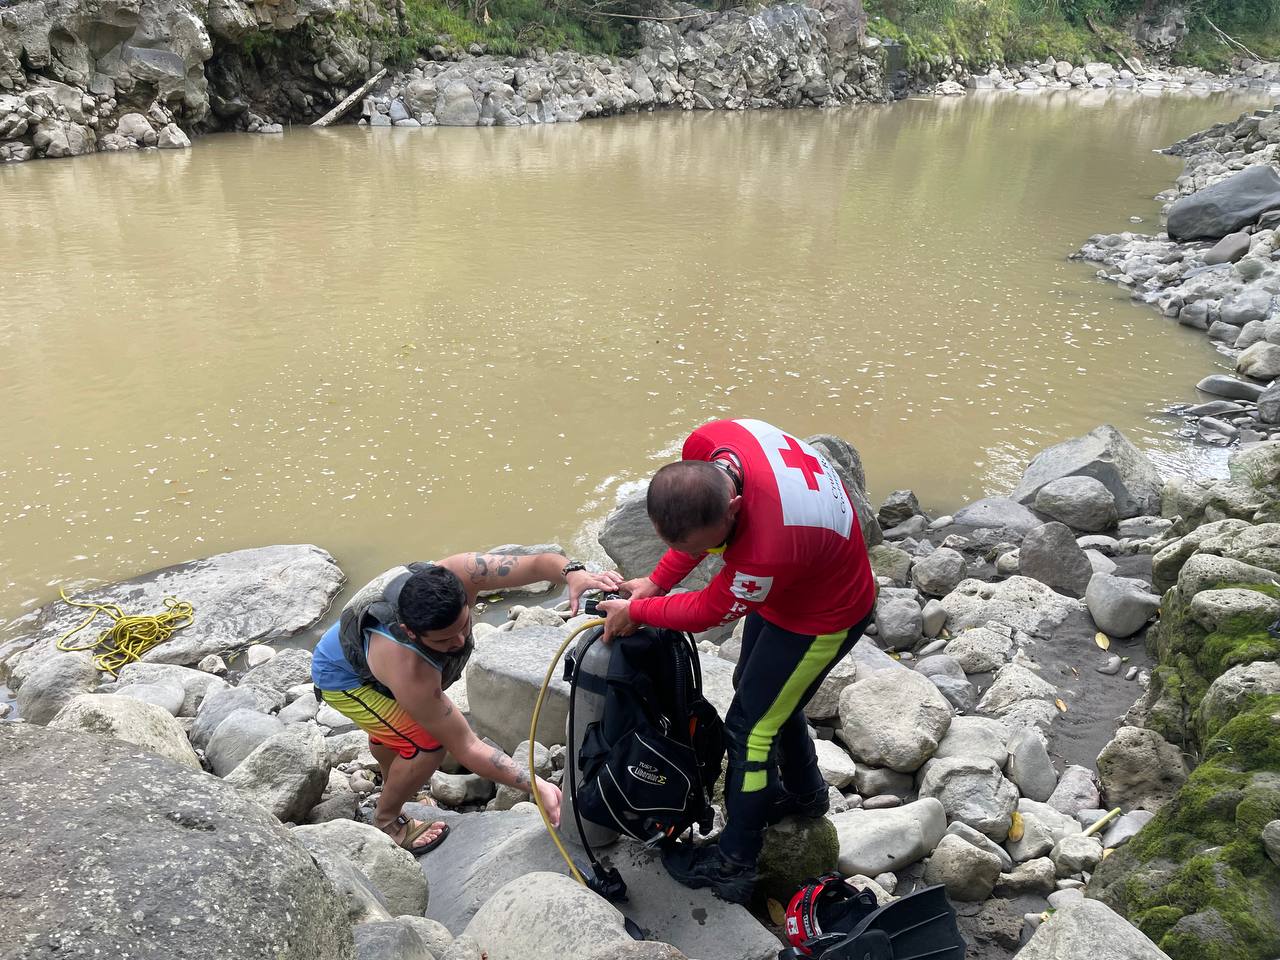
[598,418,876,903]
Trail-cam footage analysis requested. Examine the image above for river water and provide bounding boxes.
[0,89,1267,626]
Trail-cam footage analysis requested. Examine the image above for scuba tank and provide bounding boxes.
[560,620,621,852]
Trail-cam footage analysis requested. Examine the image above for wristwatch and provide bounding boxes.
[561,560,587,577]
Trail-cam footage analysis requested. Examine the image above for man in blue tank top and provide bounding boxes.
[313,550,621,854]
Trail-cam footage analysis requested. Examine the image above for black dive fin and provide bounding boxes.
[818,884,966,960]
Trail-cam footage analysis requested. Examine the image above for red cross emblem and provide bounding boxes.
[739,579,761,594]
[779,436,824,491]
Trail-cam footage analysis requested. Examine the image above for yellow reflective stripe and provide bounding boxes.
[741,628,850,793]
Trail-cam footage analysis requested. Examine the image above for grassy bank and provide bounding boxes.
[866,0,1280,72]
[394,0,629,57]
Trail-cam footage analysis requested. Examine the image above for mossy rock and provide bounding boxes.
[1090,697,1280,960]
[1144,582,1280,750]
[755,815,839,907]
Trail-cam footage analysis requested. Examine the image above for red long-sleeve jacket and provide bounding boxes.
[629,419,876,636]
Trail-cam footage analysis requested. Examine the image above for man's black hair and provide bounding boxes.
[399,565,468,634]
[647,460,732,543]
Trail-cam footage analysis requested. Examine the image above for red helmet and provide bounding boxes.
[784,873,881,956]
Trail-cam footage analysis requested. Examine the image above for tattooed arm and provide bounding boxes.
[437,551,623,612]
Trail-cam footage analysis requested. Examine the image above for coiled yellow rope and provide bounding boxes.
[55,588,195,676]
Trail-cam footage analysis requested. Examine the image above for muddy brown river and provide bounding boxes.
[0,89,1267,626]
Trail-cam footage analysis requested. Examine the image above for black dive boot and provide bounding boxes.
[662,841,757,905]
[768,785,830,825]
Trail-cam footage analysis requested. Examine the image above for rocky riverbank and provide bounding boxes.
[3,422,1277,960]
[1076,104,1280,450]
[6,0,1280,164]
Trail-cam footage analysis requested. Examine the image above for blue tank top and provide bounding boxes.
[311,621,440,692]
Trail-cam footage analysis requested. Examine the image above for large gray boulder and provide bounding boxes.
[0,723,353,960]
[0,545,344,688]
[1096,726,1188,813]
[354,921,435,960]
[917,756,1019,842]
[293,820,429,917]
[912,547,967,597]
[1007,798,1082,862]
[434,80,481,126]
[207,708,287,776]
[867,544,912,586]
[1237,340,1280,380]
[940,577,1084,639]
[1085,574,1161,638]
[945,626,1014,674]
[49,693,201,770]
[463,872,633,960]
[598,491,722,587]
[923,833,1002,901]
[976,663,1060,735]
[240,648,315,697]
[1005,729,1058,802]
[420,812,777,960]
[191,684,275,749]
[951,497,1042,537]
[1189,587,1280,635]
[931,716,1011,768]
[1199,660,1280,738]
[1019,522,1094,598]
[829,797,947,876]
[223,724,330,822]
[1167,163,1280,241]
[1011,426,1162,520]
[1046,765,1101,816]
[1015,897,1170,959]
[805,433,883,548]
[115,661,231,716]
[803,653,859,720]
[467,625,574,751]
[837,670,952,773]
[873,595,923,651]
[15,651,99,724]
[1033,475,1118,532]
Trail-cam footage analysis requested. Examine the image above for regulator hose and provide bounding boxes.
[530,616,606,888]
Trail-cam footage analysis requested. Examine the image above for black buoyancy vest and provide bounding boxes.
[337,562,474,694]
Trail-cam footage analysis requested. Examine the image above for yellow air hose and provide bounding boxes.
[529,616,606,887]
[54,587,195,677]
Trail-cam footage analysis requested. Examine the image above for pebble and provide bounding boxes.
[0,703,10,719]
[861,795,902,810]
[245,645,276,668]
[1125,666,1139,681]
[1097,655,1122,675]
[874,872,897,894]
[917,638,948,657]
[198,655,228,676]
[1055,878,1086,890]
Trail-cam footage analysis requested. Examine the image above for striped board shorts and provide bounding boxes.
[319,684,443,759]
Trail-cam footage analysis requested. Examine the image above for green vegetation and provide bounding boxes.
[395,0,629,58]
[1142,581,1280,746]
[1092,696,1280,960]
[865,0,1280,72]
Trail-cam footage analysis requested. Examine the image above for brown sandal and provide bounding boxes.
[383,815,450,856]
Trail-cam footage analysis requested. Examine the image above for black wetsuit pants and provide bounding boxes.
[718,609,872,865]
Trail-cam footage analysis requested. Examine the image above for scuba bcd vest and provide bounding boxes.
[565,622,726,886]
[338,562,474,695]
